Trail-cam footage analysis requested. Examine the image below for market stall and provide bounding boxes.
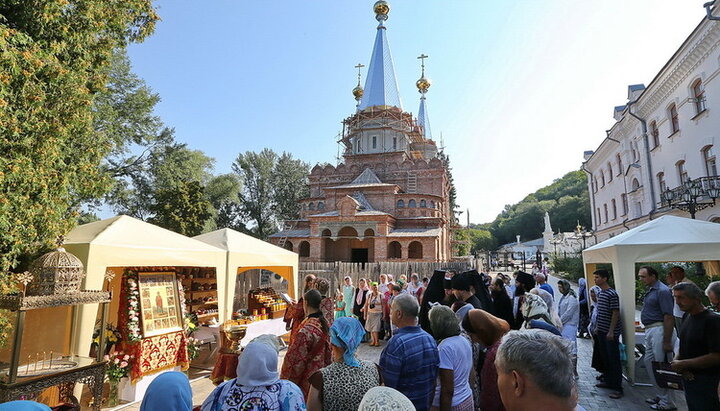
[582,215,720,383]
[63,215,226,401]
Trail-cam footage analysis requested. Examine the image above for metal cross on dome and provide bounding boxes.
[417,54,429,76]
[354,63,365,86]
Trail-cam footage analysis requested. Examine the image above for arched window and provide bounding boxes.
[396,199,405,208]
[364,228,375,237]
[283,241,293,251]
[668,103,679,134]
[616,153,623,176]
[600,170,605,187]
[657,172,666,193]
[596,208,601,224]
[308,202,315,210]
[408,241,423,259]
[611,199,617,220]
[621,194,628,216]
[631,178,640,191]
[607,163,613,182]
[317,201,325,210]
[430,201,435,209]
[388,241,401,259]
[703,146,717,177]
[408,199,417,208]
[298,241,310,257]
[603,204,608,223]
[677,160,688,184]
[420,199,427,208]
[321,229,332,237]
[338,227,358,237]
[692,79,706,114]
[650,121,660,149]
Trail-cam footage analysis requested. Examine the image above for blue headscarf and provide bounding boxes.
[329,316,366,367]
[0,401,50,411]
[140,371,192,411]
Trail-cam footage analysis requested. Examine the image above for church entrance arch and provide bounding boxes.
[325,226,375,262]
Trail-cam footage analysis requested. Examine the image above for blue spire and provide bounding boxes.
[418,97,432,140]
[358,18,402,110]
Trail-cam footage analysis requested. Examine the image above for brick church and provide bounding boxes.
[269,1,454,263]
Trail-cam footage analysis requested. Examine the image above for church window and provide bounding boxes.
[372,136,377,149]
[631,178,640,191]
[430,201,435,209]
[388,241,402,259]
[393,137,397,150]
[317,201,325,210]
[603,204,608,223]
[650,121,660,149]
[668,103,679,134]
[600,170,605,187]
[299,241,310,257]
[621,194,628,216]
[616,154,623,176]
[408,241,423,259]
[408,199,417,208]
[356,138,361,153]
[420,199,427,208]
[611,199,617,220]
[607,163,613,182]
[397,199,405,208]
[309,202,315,210]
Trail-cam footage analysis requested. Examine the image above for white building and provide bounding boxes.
[584,5,720,242]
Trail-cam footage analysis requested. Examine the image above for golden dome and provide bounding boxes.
[416,76,431,94]
[374,1,390,21]
[352,85,364,100]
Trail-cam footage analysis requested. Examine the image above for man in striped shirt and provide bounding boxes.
[380,293,439,411]
[593,269,624,399]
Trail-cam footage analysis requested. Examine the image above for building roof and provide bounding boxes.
[309,210,390,218]
[417,97,432,140]
[388,228,441,237]
[327,168,395,189]
[268,228,312,238]
[358,20,402,110]
[499,237,545,249]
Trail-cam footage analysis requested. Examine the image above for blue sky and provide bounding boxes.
[126,0,704,224]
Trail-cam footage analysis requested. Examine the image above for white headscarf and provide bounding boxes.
[358,387,416,410]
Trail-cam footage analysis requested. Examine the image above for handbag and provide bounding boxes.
[651,353,684,391]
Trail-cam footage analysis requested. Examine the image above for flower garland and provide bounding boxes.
[125,270,142,342]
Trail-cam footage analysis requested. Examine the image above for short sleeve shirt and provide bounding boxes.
[641,281,674,326]
[595,288,622,335]
[432,335,473,407]
[678,309,720,375]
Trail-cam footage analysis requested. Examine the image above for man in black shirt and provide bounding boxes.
[671,282,720,411]
[451,271,483,309]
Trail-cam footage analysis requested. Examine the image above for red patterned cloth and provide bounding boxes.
[279,316,331,397]
[283,298,305,342]
[210,352,239,385]
[320,297,335,328]
[123,331,189,383]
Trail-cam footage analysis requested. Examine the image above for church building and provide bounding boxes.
[269,1,454,263]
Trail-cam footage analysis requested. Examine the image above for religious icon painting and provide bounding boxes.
[138,272,183,338]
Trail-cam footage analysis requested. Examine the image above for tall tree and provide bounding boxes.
[149,180,212,236]
[230,149,309,239]
[0,0,157,346]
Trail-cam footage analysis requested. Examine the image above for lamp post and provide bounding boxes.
[574,223,593,250]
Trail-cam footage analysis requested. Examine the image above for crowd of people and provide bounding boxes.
[3,266,719,411]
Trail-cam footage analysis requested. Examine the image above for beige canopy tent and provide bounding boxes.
[194,228,299,320]
[64,215,227,356]
[582,215,720,383]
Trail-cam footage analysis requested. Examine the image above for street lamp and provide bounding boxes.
[574,223,593,250]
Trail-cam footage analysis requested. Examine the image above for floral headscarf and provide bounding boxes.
[329,317,366,367]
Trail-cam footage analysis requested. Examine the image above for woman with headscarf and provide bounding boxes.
[419,270,450,334]
[280,289,332,397]
[353,278,369,327]
[0,401,51,411]
[284,274,317,341]
[140,371,193,411]
[461,309,510,411]
[520,292,554,329]
[341,276,354,317]
[363,282,384,346]
[307,317,382,411]
[512,271,535,330]
[490,276,514,328]
[530,288,562,329]
[359,387,416,411]
[429,305,474,411]
[577,278,590,338]
[557,278,580,377]
[202,336,305,411]
[314,277,335,327]
[588,285,605,376]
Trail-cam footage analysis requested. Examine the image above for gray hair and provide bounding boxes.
[429,305,461,340]
[392,293,419,318]
[673,282,703,301]
[706,281,720,299]
[495,329,574,399]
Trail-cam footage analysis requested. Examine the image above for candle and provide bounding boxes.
[49,351,53,370]
[42,352,46,370]
[34,353,39,373]
[26,355,31,375]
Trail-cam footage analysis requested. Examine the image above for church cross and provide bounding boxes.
[417,54,429,76]
[354,63,365,86]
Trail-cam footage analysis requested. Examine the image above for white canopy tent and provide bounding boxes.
[582,215,720,382]
[64,215,227,355]
[194,228,299,320]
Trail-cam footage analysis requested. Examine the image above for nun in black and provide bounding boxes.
[418,270,449,334]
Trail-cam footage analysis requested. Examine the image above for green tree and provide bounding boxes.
[203,173,241,232]
[453,228,471,256]
[149,181,212,236]
[230,149,309,239]
[468,228,497,253]
[0,0,157,346]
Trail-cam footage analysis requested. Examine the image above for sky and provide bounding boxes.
[126,0,707,224]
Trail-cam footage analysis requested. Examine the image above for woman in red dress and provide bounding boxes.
[280,289,332,398]
[283,274,316,342]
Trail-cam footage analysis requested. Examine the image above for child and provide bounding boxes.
[334,292,347,320]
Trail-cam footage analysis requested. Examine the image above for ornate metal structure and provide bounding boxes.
[660,176,720,219]
[27,239,86,296]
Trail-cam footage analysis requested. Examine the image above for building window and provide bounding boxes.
[420,199,427,208]
[393,137,397,150]
[600,170,605,187]
[669,103,679,134]
[396,199,405,208]
[388,241,402,259]
[309,202,315,210]
[372,135,377,149]
[703,145,717,176]
[408,199,417,208]
[632,142,640,162]
[621,194,628,216]
[657,172,666,193]
[611,199,617,220]
[692,79,706,114]
[631,178,640,191]
[607,163,613,182]
[635,201,643,217]
[317,201,325,210]
[616,153,623,176]
[596,208,601,225]
[356,138,361,153]
[593,178,598,193]
[677,160,689,184]
[298,241,310,257]
[603,204,608,223]
[430,200,435,209]
[408,241,423,259]
[650,121,660,149]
